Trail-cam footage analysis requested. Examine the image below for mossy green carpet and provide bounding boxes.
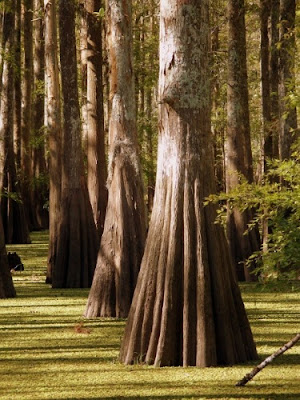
[0,231,299,399]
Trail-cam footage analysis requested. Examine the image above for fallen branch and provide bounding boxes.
[236,333,300,387]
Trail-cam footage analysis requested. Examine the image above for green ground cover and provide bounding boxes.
[0,231,299,400]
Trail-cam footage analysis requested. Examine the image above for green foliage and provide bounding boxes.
[207,151,300,280]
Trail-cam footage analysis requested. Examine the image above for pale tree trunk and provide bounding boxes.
[86,0,107,237]
[0,0,30,244]
[14,0,22,168]
[33,0,48,229]
[226,0,260,282]
[52,0,98,288]
[120,0,257,367]
[0,212,16,298]
[79,1,88,146]
[84,0,146,318]
[44,0,62,284]
[22,0,36,229]
[279,0,298,160]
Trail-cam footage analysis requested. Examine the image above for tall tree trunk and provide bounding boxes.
[0,0,31,244]
[226,0,260,282]
[52,0,98,288]
[0,212,16,298]
[84,0,146,318]
[14,0,22,168]
[120,0,257,367]
[44,0,62,284]
[86,0,107,238]
[270,0,280,159]
[22,0,36,229]
[33,0,48,229]
[279,0,298,160]
[79,1,88,147]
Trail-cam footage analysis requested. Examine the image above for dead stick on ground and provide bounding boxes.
[236,333,300,387]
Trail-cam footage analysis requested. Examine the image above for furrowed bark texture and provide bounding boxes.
[85,0,146,318]
[279,0,298,160]
[0,213,16,298]
[0,2,31,245]
[52,0,98,288]
[86,0,107,237]
[120,0,257,367]
[226,0,260,281]
[44,0,62,284]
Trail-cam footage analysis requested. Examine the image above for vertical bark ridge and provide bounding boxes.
[120,0,257,367]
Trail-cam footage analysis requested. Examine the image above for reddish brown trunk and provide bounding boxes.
[84,0,146,318]
[120,0,257,367]
[52,0,98,288]
[226,0,260,281]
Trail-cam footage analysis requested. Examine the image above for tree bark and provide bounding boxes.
[226,0,260,282]
[120,0,257,367]
[86,0,107,238]
[44,0,62,284]
[278,0,298,160]
[33,0,48,230]
[84,0,146,318]
[52,0,98,288]
[0,213,16,299]
[22,0,36,229]
[14,0,22,168]
[0,0,31,245]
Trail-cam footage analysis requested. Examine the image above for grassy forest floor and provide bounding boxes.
[0,231,299,400]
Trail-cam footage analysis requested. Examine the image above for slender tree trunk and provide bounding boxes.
[84,0,146,318]
[270,0,280,159]
[0,212,16,298]
[22,0,36,229]
[226,0,260,282]
[86,0,107,237]
[14,0,22,168]
[44,0,62,284]
[120,0,257,367]
[33,0,48,229]
[79,1,88,147]
[278,0,298,160]
[52,0,98,288]
[0,0,30,245]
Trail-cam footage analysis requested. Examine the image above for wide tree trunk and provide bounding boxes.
[278,0,298,160]
[120,0,257,367]
[86,0,107,237]
[52,0,98,288]
[44,0,62,284]
[0,213,16,299]
[0,0,31,245]
[84,0,146,318]
[33,0,48,230]
[226,0,260,282]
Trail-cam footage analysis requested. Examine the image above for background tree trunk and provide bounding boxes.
[279,0,298,160]
[120,0,257,367]
[84,0,146,318]
[86,0,107,238]
[226,0,260,281]
[33,0,48,230]
[52,0,98,288]
[22,0,36,229]
[0,213,16,299]
[14,0,22,169]
[0,0,31,245]
[44,0,62,284]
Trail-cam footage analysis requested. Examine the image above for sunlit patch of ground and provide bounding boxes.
[0,231,299,400]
